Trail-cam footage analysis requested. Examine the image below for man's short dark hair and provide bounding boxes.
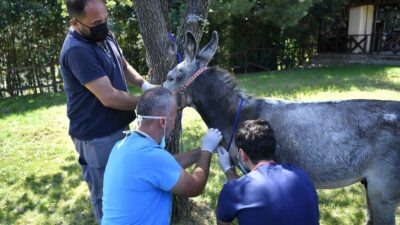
[235,119,276,163]
[137,87,175,116]
[66,0,105,18]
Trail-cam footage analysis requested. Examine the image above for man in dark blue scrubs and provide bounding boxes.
[216,119,320,225]
[59,0,154,223]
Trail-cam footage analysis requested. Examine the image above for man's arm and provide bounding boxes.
[170,129,222,197]
[85,76,139,110]
[174,148,200,169]
[122,57,145,87]
[171,151,213,197]
[224,168,239,181]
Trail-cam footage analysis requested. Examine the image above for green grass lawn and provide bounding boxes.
[0,65,399,225]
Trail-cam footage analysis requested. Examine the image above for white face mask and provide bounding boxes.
[137,115,167,148]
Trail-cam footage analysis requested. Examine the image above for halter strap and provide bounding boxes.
[174,67,208,110]
[173,67,208,150]
[182,67,208,88]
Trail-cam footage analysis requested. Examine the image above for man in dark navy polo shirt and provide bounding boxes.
[59,0,155,223]
[216,119,320,225]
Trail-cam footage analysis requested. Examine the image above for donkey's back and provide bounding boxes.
[258,99,400,189]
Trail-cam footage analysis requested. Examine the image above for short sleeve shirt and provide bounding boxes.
[217,163,319,225]
[102,131,182,225]
[59,28,135,140]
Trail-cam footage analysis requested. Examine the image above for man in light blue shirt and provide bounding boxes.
[102,87,222,225]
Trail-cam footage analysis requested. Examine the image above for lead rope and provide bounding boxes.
[226,97,247,174]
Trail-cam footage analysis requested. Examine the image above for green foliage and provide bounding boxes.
[250,0,313,28]
[0,0,68,97]
[1,0,353,98]
[212,0,314,28]
[168,0,186,33]
[107,1,147,73]
[213,0,255,16]
[1,65,399,224]
[0,0,146,98]
[207,0,349,71]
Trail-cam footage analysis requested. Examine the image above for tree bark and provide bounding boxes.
[5,35,13,97]
[134,0,213,222]
[134,0,177,85]
[50,58,57,93]
[176,0,213,54]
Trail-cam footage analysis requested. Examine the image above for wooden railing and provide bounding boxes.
[0,63,63,99]
[318,33,400,55]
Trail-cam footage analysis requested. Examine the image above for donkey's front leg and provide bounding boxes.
[361,179,373,225]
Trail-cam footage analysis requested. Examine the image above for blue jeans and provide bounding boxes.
[72,128,126,224]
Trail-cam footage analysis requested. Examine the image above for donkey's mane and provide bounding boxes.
[208,66,246,99]
[196,66,248,114]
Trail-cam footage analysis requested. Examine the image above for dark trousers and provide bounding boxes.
[71,128,126,224]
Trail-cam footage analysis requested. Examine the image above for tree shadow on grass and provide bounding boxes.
[61,194,97,225]
[0,156,98,225]
[0,192,36,223]
[0,92,66,119]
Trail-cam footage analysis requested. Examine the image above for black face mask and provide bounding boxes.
[77,19,109,42]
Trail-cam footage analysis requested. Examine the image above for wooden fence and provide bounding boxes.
[0,63,63,99]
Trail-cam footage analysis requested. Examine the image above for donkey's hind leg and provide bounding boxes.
[365,173,399,225]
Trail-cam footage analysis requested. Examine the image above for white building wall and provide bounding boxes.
[348,5,374,53]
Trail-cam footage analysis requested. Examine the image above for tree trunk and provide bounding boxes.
[134,0,177,85]
[5,35,13,97]
[134,0,212,222]
[176,0,213,54]
[50,58,57,93]
[10,30,18,96]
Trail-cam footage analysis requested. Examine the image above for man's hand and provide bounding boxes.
[217,146,233,173]
[141,80,156,92]
[171,129,222,197]
[201,128,222,153]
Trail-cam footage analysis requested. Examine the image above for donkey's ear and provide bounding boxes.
[184,31,197,61]
[197,31,218,65]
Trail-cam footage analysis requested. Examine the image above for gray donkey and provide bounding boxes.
[163,31,400,225]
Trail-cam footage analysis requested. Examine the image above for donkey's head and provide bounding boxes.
[163,31,218,108]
